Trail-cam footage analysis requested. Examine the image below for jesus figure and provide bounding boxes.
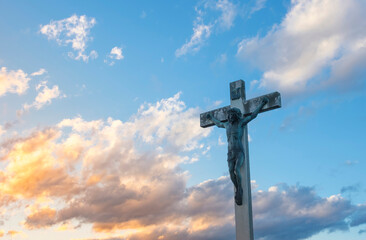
[207,97,269,205]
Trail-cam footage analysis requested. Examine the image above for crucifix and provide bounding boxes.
[200,80,281,240]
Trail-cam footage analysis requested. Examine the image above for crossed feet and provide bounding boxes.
[235,189,243,205]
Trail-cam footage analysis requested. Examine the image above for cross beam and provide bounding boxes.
[200,92,281,128]
[200,80,281,240]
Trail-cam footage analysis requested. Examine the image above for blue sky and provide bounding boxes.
[0,0,366,239]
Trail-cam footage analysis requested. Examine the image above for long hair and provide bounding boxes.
[228,107,242,120]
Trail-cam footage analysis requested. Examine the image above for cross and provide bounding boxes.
[200,80,281,240]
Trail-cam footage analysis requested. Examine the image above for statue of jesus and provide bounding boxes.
[207,97,269,205]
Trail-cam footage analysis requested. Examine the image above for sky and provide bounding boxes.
[0,0,366,239]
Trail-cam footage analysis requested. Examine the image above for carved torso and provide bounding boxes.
[226,121,244,152]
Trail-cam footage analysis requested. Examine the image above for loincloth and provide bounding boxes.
[227,149,243,162]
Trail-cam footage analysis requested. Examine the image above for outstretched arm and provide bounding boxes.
[242,97,269,125]
[207,113,226,128]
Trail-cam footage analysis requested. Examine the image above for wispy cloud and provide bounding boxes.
[249,0,267,16]
[18,81,63,116]
[237,0,366,96]
[140,10,147,19]
[175,0,236,57]
[340,184,360,194]
[214,0,237,30]
[40,15,97,62]
[175,12,212,57]
[30,68,47,77]
[0,67,31,96]
[345,160,359,166]
[0,125,4,137]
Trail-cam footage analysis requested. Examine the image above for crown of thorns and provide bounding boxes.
[228,107,242,118]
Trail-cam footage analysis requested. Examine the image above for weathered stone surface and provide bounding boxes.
[243,92,281,116]
[200,92,281,128]
[200,80,281,240]
[200,106,230,128]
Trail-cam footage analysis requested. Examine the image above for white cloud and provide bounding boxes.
[40,15,97,62]
[30,68,47,76]
[250,0,267,15]
[237,0,366,95]
[214,0,237,30]
[19,81,62,115]
[214,53,227,65]
[175,17,212,57]
[251,179,258,190]
[0,67,31,96]
[132,92,210,151]
[105,47,124,65]
[175,0,236,57]
[109,47,124,60]
[218,135,226,145]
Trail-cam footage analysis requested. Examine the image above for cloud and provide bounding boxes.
[345,160,359,166]
[70,176,235,240]
[18,81,62,116]
[249,0,267,16]
[40,15,97,62]
[218,135,226,145]
[132,92,210,151]
[140,11,147,19]
[6,230,21,237]
[340,184,360,194]
[109,47,124,60]
[0,128,80,200]
[175,15,212,57]
[0,125,4,137]
[237,0,366,96]
[105,47,124,65]
[175,0,236,57]
[30,68,47,76]
[68,180,366,240]
[280,103,317,131]
[214,0,237,30]
[253,184,355,240]
[213,53,227,65]
[350,204,366,228]
[2,93,366,239]
[25,207,57,229]
[0,94,211,234]
[0,67,31,96]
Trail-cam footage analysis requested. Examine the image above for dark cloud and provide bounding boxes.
[253,184,354,240]
[60,179,366,240]
[341,184,360,194]
[25,207,57,229]
[350,205,366,228]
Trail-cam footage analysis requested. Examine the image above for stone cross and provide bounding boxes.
[200,80,281,240]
